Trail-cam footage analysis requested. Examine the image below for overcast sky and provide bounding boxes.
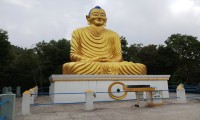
[0,0,200,48]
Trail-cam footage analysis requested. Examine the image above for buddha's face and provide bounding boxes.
[87,9,107,26]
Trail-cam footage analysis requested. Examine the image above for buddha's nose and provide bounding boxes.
[97,14,102,18]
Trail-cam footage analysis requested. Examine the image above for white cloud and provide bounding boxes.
[0,0,200,48]
[94,0,107,6]
[3,0,40,9]
[170,0,193,14]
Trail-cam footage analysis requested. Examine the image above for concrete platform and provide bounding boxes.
[14,93,200,120]
[49,75,170,103]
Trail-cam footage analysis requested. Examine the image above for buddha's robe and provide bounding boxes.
[63,27,147,75]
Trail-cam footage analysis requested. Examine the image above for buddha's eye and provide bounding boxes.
[92,13,99,16]
[101,14,105,17]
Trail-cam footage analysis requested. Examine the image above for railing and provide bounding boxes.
[0,94,15,120]
[168,85,200,93]
[29,90,171,105]
[21,86,200,113]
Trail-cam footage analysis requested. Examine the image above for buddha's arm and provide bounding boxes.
[99,35,123,62]
[110,35,123,62]
[70,30,98,62]
[70,31,87,62]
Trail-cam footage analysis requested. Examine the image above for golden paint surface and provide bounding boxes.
[63,7,146,75]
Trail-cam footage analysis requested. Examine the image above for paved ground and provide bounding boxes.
[14,93,200,120]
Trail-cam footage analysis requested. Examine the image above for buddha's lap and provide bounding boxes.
[63,61,146,74]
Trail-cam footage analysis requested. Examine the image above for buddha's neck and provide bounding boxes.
[89,25,104,32]
[87,25,105,37]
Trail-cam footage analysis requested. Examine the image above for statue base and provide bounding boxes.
[49,75,170,103]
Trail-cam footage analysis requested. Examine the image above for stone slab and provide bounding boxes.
[49,75,170,103]
[49,75,170,81]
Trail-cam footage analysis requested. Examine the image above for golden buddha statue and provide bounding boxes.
[63,6,146,75]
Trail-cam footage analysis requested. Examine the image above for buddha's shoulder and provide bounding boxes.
[72,27,119,36]
[105,29,119,36]
[73,27,88,32]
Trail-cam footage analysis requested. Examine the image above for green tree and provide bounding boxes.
[138,45,159,74]
[120,36,143,62]
[126,44,143,62]
[11,48,39,90]
[132,44,180,77]
[35,39,71,88]
[0,29,14,89]
[0,29,72,91]
[0,29,11,66]
[120,36,128,60]
[165,34,200,85]
[157,45,179,75]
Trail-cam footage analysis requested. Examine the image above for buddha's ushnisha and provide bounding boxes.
[63,6,146,75]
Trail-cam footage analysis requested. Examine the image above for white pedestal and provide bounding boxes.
[177,89,187,103]
[49,75,170,103]
[135,92,146,107]
[152,90,163,104]
[22,92,30,115]
[85,91,94,111]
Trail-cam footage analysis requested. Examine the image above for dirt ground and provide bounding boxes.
[14,93,200,120]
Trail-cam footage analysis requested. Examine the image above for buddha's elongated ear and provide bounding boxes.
[86,15,90,25]
[104,22,106,27]
[104,19,107,27]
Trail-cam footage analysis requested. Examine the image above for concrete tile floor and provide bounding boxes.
[14,93,200,120]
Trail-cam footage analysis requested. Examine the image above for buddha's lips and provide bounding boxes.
[97,19,102,21]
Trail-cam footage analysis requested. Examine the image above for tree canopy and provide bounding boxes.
[165,34,200,84]
[121,34,200,85]
[0,29,11,66]
[0,29,200,92]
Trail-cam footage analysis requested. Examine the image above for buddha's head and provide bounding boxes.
[86,6,107,27]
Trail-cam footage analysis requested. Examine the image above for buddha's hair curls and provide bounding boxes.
[88,6,104,16]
